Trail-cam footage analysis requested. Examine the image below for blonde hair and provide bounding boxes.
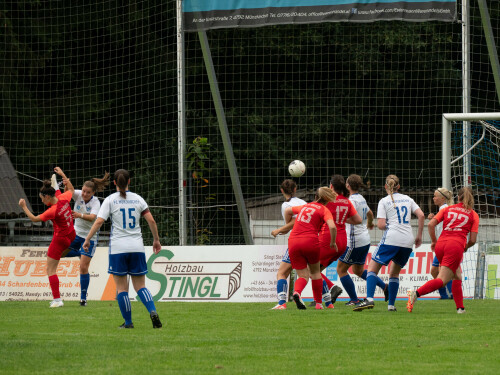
[435,187,454,206]
[458,186,474,210]
[385,174,400,207]
[316,187,337,205]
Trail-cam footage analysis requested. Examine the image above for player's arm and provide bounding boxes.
[326,218,337,251]
[366,209,374,229]
[271,217,296,237]
[377,218,386,230]
[143,211,161,254]
[414,208,425,248]
[428,218,438,245]
[346,213,362,225]
[83,217,105,251]
[18,199,43,222]
[74,212,97,222]
[465,232,478,252]
[54,167,74,194]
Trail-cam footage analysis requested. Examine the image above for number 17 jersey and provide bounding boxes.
[97,191,149,254]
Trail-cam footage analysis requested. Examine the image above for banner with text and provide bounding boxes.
[183,0,457,31]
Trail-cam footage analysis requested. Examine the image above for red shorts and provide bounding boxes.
[434,238,465,273]
[288,236,321,270]
[319,232,347,267]
[47,231,76,260]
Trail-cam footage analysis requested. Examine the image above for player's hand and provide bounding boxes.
[330,241,338,251]
[72,210,83,219]
[367,222,374,230]
[18,199,26,208]
[62,177,70,186]
[82,239,90,252]
[152,240,161,254]
[271,229,280,238]
[431,241,436,251]
[415,236,422,248]
[54,166,64,176]
[427,213,435,220]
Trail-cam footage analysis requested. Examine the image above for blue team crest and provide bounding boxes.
[77,205,81,210]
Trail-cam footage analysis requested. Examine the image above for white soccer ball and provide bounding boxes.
[288,160,306,177]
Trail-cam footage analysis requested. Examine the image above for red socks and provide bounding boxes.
[417,278,444,297]
[452,280,464,309]
[294,277,308,296]
[321,274,334,289]
[48,275,60,299]
[311,279,323,303]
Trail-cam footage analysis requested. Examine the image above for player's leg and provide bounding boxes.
[353,257,383,311]
[387,262,403,311]
[273,251,292,309]
[451,267,465,313]
[337,260,359,304]
[292,267,309,310]
[431,257,450,299]
[78,237,96,306]
[114,274,134,328]
[46,237,71,307]
[308,262,324,309]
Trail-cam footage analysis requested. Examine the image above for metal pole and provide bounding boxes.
[177,0,187,245]
[197,30,254,245]
[442,115,452,191]
[462,0,471,187]
[477,0,500,105]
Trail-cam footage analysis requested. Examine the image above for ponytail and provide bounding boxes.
[458,187,474,210]
[114,169,130,199]
[330,174,349,198]
[83,171,110,193]
[385,174,400,208]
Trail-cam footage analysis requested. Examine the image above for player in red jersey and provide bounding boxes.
[281,187,337,310]
[318,175,362,307]
[407,187,479,313]
[19,167,76,308]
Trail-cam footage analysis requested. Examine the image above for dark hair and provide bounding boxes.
[458,186,474,210]
[83,171,110,193]
[346,174,364,191]
[330,174,349,198]
[114,169,130,199]
[40,180,56,197]
[280,179,297,197]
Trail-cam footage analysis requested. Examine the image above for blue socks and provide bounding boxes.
[117,292,132,325]
[137,288,156,313]
[80,273,90,301]
[366,271,377,301]
[388,277,399,306]
[322,281,332,307]
[340,275,358,301]
[277,279,288,305]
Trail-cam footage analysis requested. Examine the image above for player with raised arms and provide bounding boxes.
[270,179,307,310]
[18,167,76,308]
[83,169,162,328]
[279,187,337,310]
[428,187,454,300]
[407,187,478,313]
[337,174,388,305]
[316,175,362,308]
[51,167,110,306]
[353,174,424,312]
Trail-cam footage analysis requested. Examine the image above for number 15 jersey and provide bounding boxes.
[98,191,149,254]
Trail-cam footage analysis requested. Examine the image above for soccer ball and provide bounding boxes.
[288,160,306,177]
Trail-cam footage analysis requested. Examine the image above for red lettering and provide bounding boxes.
[0,257,15,276]
[67,260,80,277]
[426,252,434,274]
[407,258,414,274]
[56,260,71,276]
[415,252,426,273]
[31,260,47,277]
[13,260,34,276]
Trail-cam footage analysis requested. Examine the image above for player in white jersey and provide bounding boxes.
[353,174,424,311]
[83,169,162,329]
[53,168,110,306]
[428,187,454,299]
[270,179,306,309]
[337,174,388,305]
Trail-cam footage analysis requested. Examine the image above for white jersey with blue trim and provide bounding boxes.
[376,193,420,248]
[281,197,307,223]
[73,190,101,241]
[435,203,448,238]
[346,193,371,249]
[97,191,149,254]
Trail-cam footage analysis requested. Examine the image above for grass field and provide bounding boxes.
[1,299,499,374]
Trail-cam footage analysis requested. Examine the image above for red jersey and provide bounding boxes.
[39,190,75,237]
[321,195,357,234]
[290,203,333,239]
[433,203,479,247]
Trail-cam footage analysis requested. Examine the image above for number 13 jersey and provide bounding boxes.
[377,193,420,249]
[98,191,149,254]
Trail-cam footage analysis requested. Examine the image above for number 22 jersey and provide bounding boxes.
[97,191,149,254]
[433,202,479,247]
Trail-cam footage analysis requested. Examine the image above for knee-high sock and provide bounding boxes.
[417,278,444,297]
[48,275,60,299]
[340,274,358,301]
[366,271,378,300]
[137,288,156,313]
[80,273,90,300]
[312,279,323,304]
[361,270,386,292]
[294,277,308,296]
[117,291,132,325]
[388,277,399,306]
[322,280,332,306]
[277,279,288,305]
[452,280,464,309]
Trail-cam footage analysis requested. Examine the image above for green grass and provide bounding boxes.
[0,300,499,374]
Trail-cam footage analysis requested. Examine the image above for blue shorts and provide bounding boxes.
[372,244,412,268]
[66,235,97,258]
[281,248,291,264]
[108,252,148,276]
[432,255,440,267]
[339,244,370,265]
